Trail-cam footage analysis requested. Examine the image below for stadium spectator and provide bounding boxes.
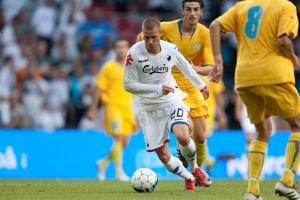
[46,63,69,129]
[77,6,118,54]
[17,57,48,127]
[7,89,28,128]
[31,0,57,55]
[68,60,85,127]
[0,56,16,127]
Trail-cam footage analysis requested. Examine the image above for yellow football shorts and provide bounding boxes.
[237,83,300,124]
[103,104,136,135]
[182,86,208,118]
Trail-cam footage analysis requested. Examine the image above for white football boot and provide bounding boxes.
[275,182,300,200]
[244,192,263,200]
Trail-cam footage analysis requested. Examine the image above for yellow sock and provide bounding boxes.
[281,132,300,187]
[195,140,206,167]
[108,140,123,166]
[247,140,267,196]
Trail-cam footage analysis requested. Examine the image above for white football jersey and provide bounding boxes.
[124,40,206,111]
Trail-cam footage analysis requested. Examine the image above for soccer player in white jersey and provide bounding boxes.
[124,17,212,191]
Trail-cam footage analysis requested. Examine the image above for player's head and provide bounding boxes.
[113,37,130,60]
[142,17,162,54]
[182,0,204,26]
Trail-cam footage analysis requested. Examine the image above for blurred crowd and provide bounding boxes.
[0,0,299,130]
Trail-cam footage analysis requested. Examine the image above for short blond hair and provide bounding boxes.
[142,17,161,30]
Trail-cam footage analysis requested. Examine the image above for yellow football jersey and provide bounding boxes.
[216,0,299,89]
[203,77,225,134]
[161,20,214,88]
[95,60,133,107]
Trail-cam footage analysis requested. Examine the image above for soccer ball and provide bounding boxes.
[131,168,158,192]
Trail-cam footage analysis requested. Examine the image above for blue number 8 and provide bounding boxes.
[245,6,263,38]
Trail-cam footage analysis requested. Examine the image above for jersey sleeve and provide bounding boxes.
[202,30,214,65]
[123,51,163,98]
[277,3,299,39]
[216,6,237,33]
[173,47,207,90]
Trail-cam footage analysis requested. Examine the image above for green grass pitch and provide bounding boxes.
[0,180,293,200]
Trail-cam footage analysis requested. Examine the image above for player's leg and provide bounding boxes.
[96,135,123,181]
[260,83,300,199]
[115,135,131,181]
[97,105,129,181]
[176,117,193,168]
[238,86,268,200]
[170,106,212,187]
[155,143,195,191]
[114,108,136,181]
[173,123,198,171]
[275,115,300,199]
[204,110,217,175]
[191,116,207,167]
[181,89,208,168]
[246,118,272,198]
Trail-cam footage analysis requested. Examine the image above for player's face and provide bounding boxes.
[143,27,162,54]
[182,2,202,26]
[114,40,129,60]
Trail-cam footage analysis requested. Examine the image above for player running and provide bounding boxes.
[137,0,214,175]
[125,17,212,191]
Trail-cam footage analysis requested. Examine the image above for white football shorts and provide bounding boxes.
[137,102,189,152]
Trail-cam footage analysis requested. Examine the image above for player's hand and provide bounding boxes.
[200,86,209,100]
[209,56,223,82]
[86,109,97,120]
[162,85,175,95]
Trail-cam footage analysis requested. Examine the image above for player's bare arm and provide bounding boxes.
[191,64,213,76]
[209,21,223,82]
[277,34,300,69]
[162,85,175,95]
[86,87,102,120]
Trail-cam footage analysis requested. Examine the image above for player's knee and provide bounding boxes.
[121,136,129,147]
[286,116,300,131]
[193,129,206,143]
[178,134,190,146]
[256,127,271,142]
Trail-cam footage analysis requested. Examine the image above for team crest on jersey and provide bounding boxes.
[126,54,133,66]
[194,42,202,52]
[166,55,171,61]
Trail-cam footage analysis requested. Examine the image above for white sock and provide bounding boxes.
[180,138,198,172]
[164,156,194,180]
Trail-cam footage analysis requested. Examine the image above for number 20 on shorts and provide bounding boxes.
[245,6,263,39]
